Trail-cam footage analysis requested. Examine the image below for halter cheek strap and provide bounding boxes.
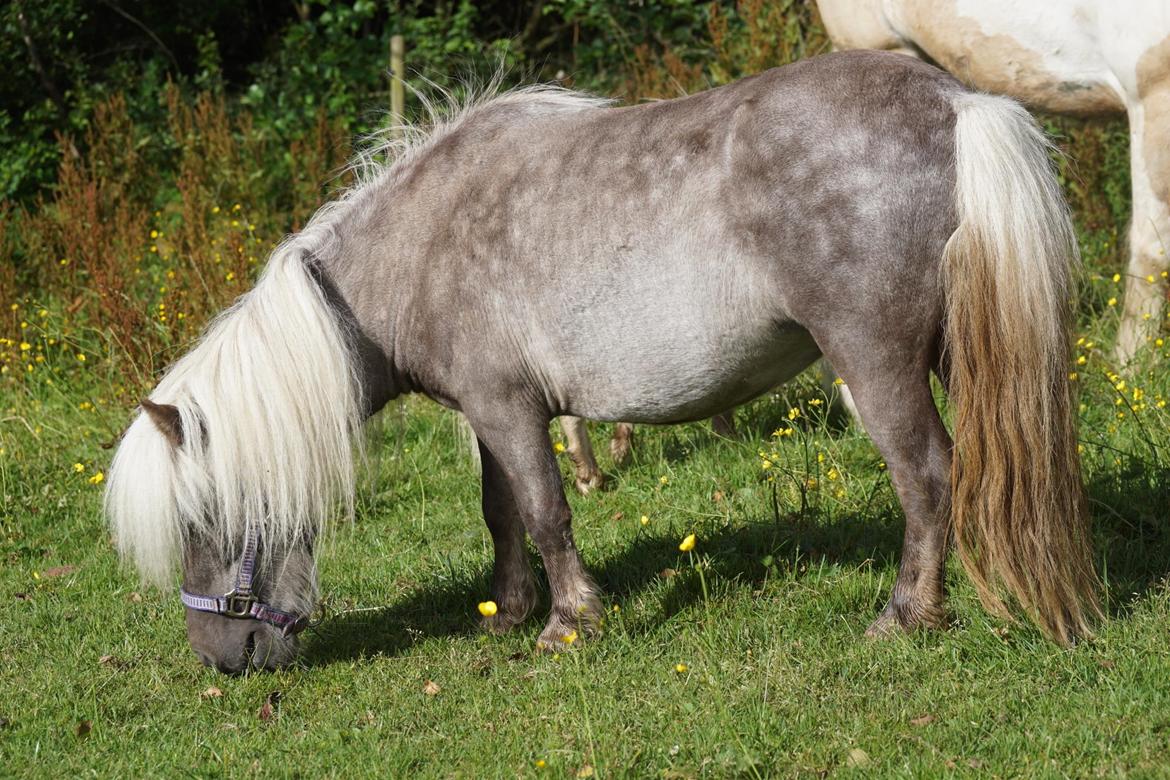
[179,525,308,637]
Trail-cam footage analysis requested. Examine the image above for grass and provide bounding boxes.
[4,308,1170,778]
[0,25,1164,771]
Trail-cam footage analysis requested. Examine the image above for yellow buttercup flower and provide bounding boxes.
[640,515,649,526]
[562,630,578,645]
[88,471,104,485]
[674,663,688,673]
[477,600,498,617]
[72,463,84,473]
[679,534,696,552]
[553,441,565,453]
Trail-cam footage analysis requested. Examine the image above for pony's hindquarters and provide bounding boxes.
[944,93,1100,644]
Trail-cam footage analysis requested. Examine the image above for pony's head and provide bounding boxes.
[104,244,362,673]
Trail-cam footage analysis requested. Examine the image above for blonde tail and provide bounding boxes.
[944,93,1100,644]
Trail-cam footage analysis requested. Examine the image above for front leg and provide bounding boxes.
[471,408,603,651]
[478,439,537,633]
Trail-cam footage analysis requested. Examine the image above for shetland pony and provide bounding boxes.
[107,52,1098,673]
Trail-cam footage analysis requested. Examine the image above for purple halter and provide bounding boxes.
[180,524,308,636]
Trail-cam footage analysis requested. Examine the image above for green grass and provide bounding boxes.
[4,307,1170,778]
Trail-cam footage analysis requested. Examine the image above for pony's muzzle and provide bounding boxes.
[186,609,299,674]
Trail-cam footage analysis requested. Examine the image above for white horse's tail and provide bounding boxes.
[943,93,1100,644]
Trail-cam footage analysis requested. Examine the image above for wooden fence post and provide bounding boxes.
[390,34,405,138]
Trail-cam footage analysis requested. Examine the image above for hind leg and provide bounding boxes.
[710,411,737,438]
[817,340,952,634]
[609,422,634,465]
[561,416,605,494]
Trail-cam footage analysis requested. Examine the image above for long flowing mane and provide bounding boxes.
[105,81,610,586]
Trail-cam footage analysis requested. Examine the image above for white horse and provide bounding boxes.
[817,0,1170,364]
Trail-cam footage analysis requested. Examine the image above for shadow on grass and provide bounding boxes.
[1086,460,1170,616]
[302,499,906,667]
[304,417,1170,667]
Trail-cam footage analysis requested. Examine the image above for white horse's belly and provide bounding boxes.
[887,0,1140,113]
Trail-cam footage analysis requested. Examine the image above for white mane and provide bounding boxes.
[105,80,610,586]
[105,231,364,586]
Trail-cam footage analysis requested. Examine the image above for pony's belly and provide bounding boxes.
[567,323,821,425]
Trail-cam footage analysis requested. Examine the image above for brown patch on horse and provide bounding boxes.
[1138,35,1170,207]
[901,0,1124,116]
[141,399,184,448]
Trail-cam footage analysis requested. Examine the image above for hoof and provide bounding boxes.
[865,601,945,638]
[481,611,528,635]
[609,425,633,465]
[535,599,603,652]
[535,630,581,653]
[864,612,910,639]
[574,470,605,495]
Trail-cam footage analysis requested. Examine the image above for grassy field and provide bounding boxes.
[3,277,1170,778]
[0,29,1164,771]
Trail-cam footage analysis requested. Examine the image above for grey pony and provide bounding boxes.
[124,51,1098,671]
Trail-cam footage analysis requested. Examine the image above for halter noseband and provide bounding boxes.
[179,525,309,637]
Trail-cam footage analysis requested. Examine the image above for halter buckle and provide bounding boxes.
[223,589,255,618]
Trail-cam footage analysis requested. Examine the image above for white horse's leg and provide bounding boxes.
[561,416,605,494]
[818,359,864,427]
[1116,93,1170,366]
[457,412,482,468]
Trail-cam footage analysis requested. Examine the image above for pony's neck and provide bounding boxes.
[311,229,403,417]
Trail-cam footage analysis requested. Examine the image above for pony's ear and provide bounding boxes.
[141,399,184,448]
